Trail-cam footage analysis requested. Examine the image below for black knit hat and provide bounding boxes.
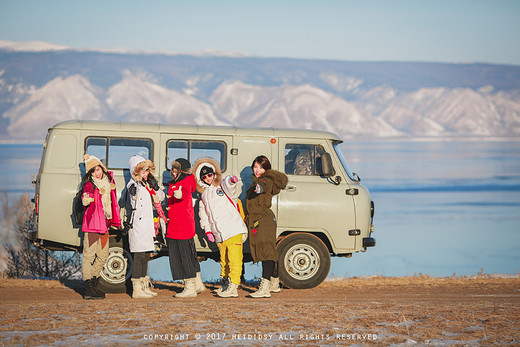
[176,158,191,172]
[199,165,214,181]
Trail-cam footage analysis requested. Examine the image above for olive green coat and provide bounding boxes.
[246,169,288,262]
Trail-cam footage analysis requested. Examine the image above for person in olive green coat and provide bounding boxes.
[246,155,288,298]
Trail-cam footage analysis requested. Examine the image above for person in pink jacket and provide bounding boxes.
[80,154,121,300]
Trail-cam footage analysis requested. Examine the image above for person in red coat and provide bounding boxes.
[166,158,205,297]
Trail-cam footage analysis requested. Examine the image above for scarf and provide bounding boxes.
[92,175,112,220]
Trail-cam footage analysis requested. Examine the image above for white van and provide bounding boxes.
[28,120,375,290]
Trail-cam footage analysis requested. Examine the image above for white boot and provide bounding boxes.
[176,278,197,298]
[195,272,205,294]
[270,277,281,293]
[143,276,158,296]
[218,282,238,298]
[132,278,154,299]
[215,277,229,295]
[249,278,271,298]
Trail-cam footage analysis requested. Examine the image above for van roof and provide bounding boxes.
[51,120,342,142]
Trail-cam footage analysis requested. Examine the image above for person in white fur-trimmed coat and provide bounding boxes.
[193,158,248,298]
[127,155,165,299]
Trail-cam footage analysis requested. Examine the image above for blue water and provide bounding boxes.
[1,139,519,280]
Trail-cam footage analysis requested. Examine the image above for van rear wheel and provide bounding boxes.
[98,236,132,293]
[277,233,331,289]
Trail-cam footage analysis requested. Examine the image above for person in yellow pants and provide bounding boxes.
[218,234,243,288]
[194,158,248,298]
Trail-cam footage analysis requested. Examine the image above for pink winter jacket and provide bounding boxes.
[82,171,122,234]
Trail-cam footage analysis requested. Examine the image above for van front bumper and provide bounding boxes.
[363,237,376,248]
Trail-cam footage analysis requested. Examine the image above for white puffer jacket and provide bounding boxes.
[194,159,247,244]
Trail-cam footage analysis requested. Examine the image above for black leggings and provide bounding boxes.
[262,260,278,280]
[132,252,149,279]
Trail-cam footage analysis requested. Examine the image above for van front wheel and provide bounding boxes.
[277,233,331,289]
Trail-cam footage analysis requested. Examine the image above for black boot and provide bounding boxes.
[91,276,106,299]
[84,278,104,300]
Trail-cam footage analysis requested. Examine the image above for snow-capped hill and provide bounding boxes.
[107,71,226,125]
[0,40,69,52]
[4,75,104,138]
[211,81,400,136]
[377,87,515,136]
[426,89,503,135]
[1,47,519,140]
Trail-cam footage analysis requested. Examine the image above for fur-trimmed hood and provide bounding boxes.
[254,169,288,195]
[129,155,155,182]
[193,158,222,193]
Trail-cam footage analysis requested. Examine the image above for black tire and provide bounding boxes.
[277,233,331,289]
[98,236,133,293]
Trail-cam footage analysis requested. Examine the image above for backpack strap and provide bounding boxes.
[220,185,236,208]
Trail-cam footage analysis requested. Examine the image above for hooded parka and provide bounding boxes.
[246,169,288,262]
[127,155,165,253]
[193,158,248,244]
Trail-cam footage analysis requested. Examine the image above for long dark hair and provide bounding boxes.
[251,155,271,171]
[81,165,108,187]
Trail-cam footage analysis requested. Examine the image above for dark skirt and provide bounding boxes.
[166,237,200,281]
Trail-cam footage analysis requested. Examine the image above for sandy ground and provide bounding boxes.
[0,276,519,346]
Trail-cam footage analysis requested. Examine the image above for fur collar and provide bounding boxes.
[193,158,222,193]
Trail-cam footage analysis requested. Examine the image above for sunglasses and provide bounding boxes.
[202,173,214,180]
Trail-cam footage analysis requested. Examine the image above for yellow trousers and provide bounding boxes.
[217,234,243,285]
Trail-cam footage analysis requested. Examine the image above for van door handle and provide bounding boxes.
[286,185,297,192]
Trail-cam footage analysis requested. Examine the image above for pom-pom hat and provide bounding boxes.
[84,154,107,173]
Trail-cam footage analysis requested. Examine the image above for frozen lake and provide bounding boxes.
[1,138,519,280]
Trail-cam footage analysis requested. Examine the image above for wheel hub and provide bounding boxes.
[284,244,320,280]
[100,247,131,284]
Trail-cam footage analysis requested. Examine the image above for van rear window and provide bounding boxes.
[85,137,153,169]
[167,140,226,171]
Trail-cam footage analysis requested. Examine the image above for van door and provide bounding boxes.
[234,137,274,201]
[277,139,357,251]
[161,133,232,252]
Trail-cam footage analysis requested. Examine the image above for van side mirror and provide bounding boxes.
[321,153,336,177]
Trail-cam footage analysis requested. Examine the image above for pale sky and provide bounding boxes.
[1,0,519,65]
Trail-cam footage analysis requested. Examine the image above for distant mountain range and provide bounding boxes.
[1,41,519,141]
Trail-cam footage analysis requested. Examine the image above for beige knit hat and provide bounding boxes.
[84,154,107,173]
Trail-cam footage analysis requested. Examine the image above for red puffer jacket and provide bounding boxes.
[166,174,196,240]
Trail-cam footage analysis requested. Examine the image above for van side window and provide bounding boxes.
[285,144,326,176]
[167,140,226,171]
[85,137,153,169]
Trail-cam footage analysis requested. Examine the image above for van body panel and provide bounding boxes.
[37,132,81,247]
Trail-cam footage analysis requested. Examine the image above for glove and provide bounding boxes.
[82,193,94,206]
[147,174,159,191]
[206,232,215,243]
[230,175,239,184]
[173,186,182,199]
[128,184,137,196]
[254,183,263,194]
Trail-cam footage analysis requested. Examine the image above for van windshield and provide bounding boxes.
[333,143,357,182]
